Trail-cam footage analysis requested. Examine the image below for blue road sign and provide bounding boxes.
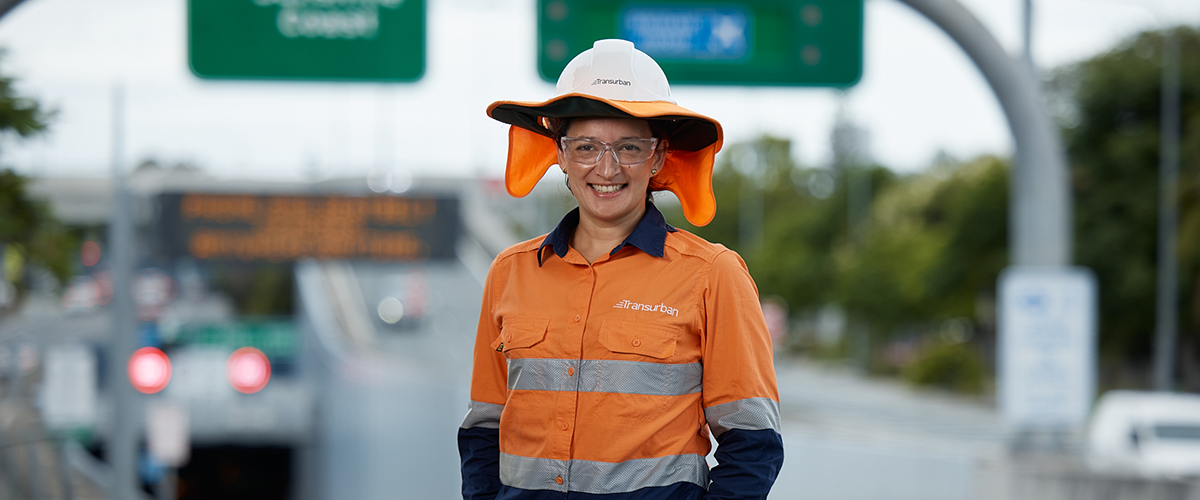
[620,6,749,61]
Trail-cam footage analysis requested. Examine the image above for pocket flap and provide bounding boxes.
[599,321,679,359]
[491,318,550,352]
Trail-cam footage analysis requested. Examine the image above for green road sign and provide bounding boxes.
[538,0,862,87]
[169,320,299,359]
[188,0,425,82]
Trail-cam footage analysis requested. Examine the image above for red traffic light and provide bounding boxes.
[128,347,171,394]
[226,347,271,394]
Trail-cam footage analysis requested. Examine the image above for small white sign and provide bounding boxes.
[42,344,97,429]
[147,401,190,467]
[999,266,1097,428]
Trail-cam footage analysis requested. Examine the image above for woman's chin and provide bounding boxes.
[578,197,643,225]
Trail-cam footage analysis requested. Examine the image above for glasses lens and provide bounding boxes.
[561,138,657,165]
[562,138,602,164]
[612,139,656,164]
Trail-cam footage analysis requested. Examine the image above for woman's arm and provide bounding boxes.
[700,250,785,500]
[458,261,510,500]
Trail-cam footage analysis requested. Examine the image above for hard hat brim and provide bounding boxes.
[487,94,723,227]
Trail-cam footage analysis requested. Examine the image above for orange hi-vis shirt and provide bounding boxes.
[460,205,782,496]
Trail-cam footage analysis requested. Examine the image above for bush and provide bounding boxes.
[902,340,987,394]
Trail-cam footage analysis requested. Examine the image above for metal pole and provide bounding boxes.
[1022,0,1034,71]
[1153,27,1181,391]
[107,85,139,500]
[0,0,26,20]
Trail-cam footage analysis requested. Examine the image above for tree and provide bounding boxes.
[667,137,1005,391]
[0,53,50,140]
[0,57,69,310]
[1050,27,1200,388]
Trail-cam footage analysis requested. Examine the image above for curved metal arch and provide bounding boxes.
[896,0,1071,266]
[0,0,26,20]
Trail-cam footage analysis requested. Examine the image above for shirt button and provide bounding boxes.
[567,367,575,376]
[631,338,642,347]
[556,476,563,485]
[560,422,569,430]
[574,314,581,322]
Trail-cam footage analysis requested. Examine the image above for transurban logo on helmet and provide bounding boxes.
[613,299,679,317]
[591,78,632,86]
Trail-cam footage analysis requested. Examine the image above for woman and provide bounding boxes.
[459,39,783,500]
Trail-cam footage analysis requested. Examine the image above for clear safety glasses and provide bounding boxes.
[559,137,660,166]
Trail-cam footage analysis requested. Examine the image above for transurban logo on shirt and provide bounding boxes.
[591,78,632,86]
[613,299,679,317]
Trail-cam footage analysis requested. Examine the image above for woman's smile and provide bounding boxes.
[590,183,625,195]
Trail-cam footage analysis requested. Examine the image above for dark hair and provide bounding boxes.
[548,117,669,203]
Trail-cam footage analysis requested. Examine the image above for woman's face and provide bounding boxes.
[558,117,665,228]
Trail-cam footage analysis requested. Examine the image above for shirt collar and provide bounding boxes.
[538,202,677,266]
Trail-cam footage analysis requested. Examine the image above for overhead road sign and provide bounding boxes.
[158,193,459,262]
[538,0,863,87]
[188,0,425,82]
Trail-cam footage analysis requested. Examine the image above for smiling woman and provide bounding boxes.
[458,39,784,500]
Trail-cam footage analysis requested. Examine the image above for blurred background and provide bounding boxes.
[0,0,1197,499]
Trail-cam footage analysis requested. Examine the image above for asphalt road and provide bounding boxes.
[302,260,1010,500]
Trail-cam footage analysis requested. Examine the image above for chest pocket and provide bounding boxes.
[491,318,549,354]
[599,321,679,359]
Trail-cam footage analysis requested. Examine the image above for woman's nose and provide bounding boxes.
[594,151,621,176]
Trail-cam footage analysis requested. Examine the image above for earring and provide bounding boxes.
[651,169,658,176]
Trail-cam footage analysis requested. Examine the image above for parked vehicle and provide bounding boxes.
[1087,390,1200,477]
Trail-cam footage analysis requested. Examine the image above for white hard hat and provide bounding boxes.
[554,39,675,104]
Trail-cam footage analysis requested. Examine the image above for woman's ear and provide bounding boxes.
[651,141,668,173]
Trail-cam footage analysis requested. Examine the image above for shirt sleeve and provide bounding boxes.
[458,257,511,500]
[700,250,784,500]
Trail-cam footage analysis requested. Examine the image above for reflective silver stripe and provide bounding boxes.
[507,358,702,396]
[500,452,708,494]
[460,400,504,430]
[704,397,781,436]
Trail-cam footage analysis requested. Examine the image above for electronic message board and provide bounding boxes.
[158,193,458,262]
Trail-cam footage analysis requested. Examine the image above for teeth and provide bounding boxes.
[591,184,625,194]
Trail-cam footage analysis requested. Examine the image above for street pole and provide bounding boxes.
[1022,0,1034,71]
[108,85,139,500]
[1153,26,1181,391]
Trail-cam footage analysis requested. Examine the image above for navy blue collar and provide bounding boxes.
[538,202,677,266]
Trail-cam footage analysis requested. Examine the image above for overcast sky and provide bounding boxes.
[0,0,1196,183]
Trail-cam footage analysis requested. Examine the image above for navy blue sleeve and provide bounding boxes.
[458,427,502,500]
[704,428,784,500]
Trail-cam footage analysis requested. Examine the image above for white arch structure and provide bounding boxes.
[897,0,1071,266]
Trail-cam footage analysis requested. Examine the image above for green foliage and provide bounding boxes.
[0,55,51,140]
[1050,28,1200,379]
[0,59,69,306]
[664,137,1009,393]
[0,169,76,296]
[902,340,986,394]
[837,156,1009,332]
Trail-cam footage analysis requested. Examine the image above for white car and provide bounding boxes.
[1087,390,1200,477]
